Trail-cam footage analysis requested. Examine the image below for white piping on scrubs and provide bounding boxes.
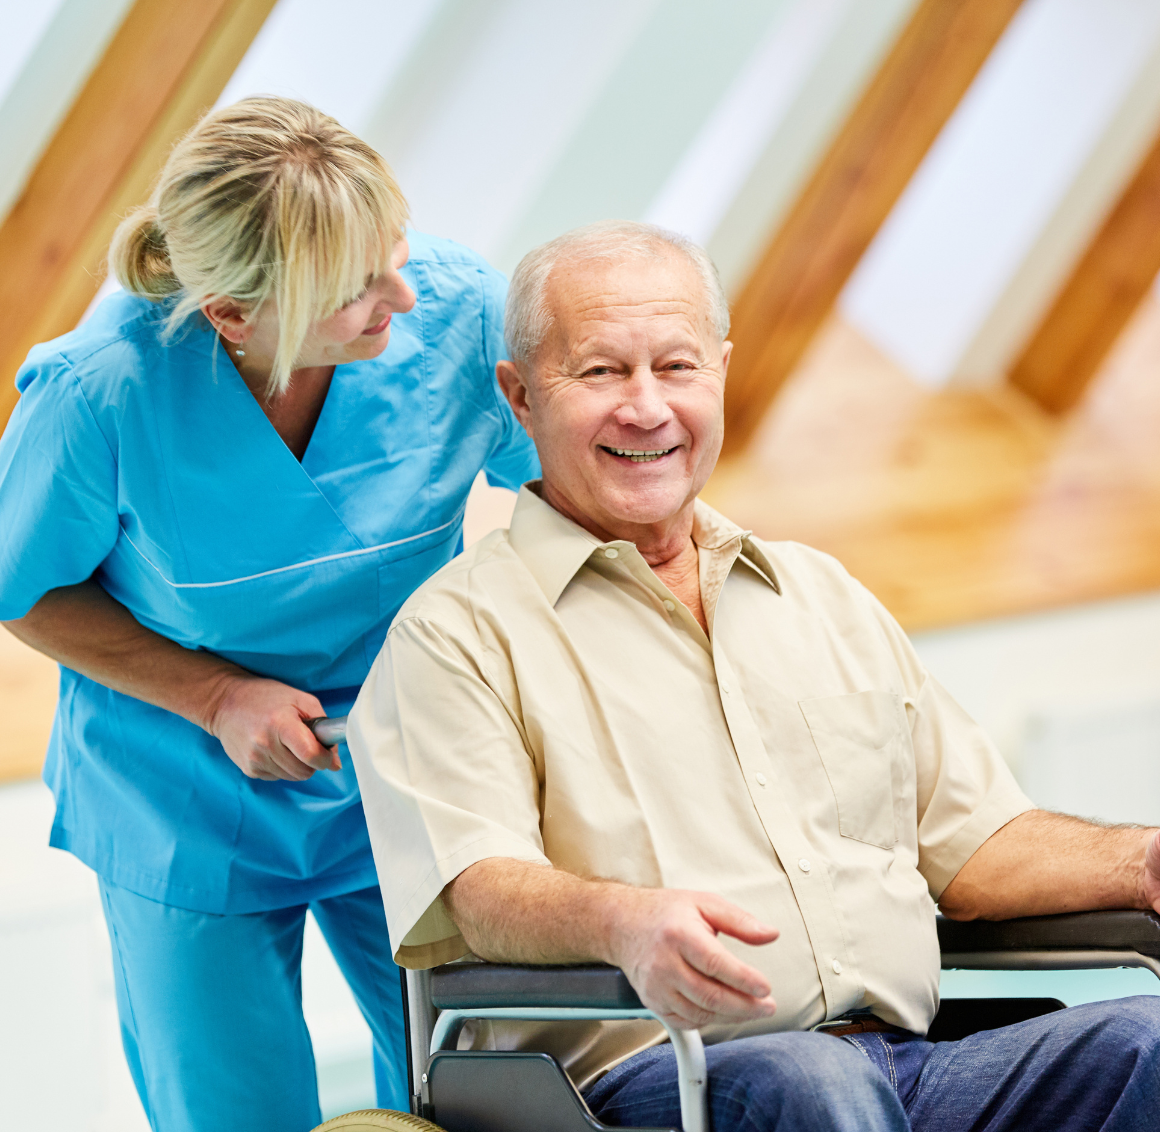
[120,512,463,589]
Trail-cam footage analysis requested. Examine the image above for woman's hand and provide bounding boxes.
[5,581,342,782]
[205,673,341,781]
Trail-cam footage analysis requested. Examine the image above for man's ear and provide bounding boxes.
[201,297,249,344]
[720,340,733,379]
[496,359,535,438]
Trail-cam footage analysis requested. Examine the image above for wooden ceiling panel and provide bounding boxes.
[722,0,1025,457]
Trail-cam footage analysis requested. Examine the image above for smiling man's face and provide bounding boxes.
[499,250,731,544]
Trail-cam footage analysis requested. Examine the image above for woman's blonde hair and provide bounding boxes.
[109,96,408,397]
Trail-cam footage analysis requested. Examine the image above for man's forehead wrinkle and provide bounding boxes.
[561,314,706,366]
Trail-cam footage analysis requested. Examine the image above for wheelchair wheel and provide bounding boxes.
[310,1109,446,1131]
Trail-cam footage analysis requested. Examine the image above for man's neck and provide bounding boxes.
[539,478,709,634]
[539,479,695,568]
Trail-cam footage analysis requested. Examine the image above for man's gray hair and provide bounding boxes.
[504,220,731,366]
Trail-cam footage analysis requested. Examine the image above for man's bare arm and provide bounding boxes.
[444,857,780,1030]
[939,809,1160,921]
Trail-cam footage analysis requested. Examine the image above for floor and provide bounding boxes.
[0,781,378,1129]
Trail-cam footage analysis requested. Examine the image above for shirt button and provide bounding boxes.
[604,547,618,559]
[797,858,811,873]
[754,773,767,787]
[832,959,843,975]
[662,599,675,612]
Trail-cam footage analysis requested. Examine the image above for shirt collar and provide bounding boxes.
[508,482,780,606]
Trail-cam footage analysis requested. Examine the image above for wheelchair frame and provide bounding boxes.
[306,717,1160,1132]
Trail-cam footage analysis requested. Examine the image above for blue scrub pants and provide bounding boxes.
[585,997,1160,1131]
[98,880,407,1132]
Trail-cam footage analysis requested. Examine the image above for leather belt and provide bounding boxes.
[814,1017,908,1038]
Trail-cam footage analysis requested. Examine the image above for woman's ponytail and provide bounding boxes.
[108,204,179,297]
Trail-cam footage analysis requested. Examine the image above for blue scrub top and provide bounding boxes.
[0,231,540,914]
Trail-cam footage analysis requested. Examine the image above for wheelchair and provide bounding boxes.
[305,719,1160,1132]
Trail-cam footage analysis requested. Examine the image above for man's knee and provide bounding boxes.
[1090,995,1160,1063]
[708,1032,905,1131]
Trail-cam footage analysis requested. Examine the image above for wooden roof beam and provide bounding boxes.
[721,0,1025,458]
[0,0,277,431]
[1009,128,1160,413]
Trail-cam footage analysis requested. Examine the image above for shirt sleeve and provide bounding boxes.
[0,354,120,620]
[861,585,1034,898]
[347,612,549,968]
[477,265,541,492]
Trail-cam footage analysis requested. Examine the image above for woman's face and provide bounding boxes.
[296,236,417,367]
[210,237,417,378]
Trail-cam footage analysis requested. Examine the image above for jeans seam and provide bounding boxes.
[842,1034,873,1061]
[875,1033,898,1090]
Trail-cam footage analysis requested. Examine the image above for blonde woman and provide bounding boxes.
[0,98,537,1131]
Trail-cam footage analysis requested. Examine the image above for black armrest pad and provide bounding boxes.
[938,910,1160,960]
[429,962,644,1011]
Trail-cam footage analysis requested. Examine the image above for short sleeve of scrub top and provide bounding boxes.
[0,230,540,914]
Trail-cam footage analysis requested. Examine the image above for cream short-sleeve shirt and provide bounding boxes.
[349,486,1032,1087]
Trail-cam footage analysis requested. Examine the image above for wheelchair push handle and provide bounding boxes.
[306,715,348,747]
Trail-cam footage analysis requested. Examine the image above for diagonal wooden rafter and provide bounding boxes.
[721,0,1025,458]
[1009,128,1160,414]
[0,0,278,432]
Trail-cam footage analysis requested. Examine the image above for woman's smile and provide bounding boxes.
[362,313,391,336]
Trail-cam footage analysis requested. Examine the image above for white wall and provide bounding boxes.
[912,589,1160,824]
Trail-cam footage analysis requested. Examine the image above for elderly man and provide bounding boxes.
[349,221,1160,1132]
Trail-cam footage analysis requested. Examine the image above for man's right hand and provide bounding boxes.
[445,858,778,1029]
[606,886,779,1029]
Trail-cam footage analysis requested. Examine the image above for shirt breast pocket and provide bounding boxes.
[799,691,904,849]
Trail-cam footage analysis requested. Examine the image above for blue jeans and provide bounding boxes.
[99,880,407,1132]
[584,998,1160,1131]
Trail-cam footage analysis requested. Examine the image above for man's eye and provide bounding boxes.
[584,367,613,377]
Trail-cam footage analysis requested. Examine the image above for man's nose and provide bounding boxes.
[614,369,673,430]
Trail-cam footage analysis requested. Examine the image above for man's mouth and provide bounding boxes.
[601,446,677,464]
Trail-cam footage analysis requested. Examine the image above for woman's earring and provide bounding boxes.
[234,347,245,357]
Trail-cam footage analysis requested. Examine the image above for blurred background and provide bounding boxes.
[3,0,1160,1126]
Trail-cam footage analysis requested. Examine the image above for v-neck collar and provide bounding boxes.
[200,328,367,549]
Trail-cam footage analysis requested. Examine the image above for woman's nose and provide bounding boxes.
[387,274,416,314]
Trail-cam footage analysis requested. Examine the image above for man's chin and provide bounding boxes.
[595,483,694,529]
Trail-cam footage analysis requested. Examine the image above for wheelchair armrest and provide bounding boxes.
[429,962,644,1010]
[937,910,1160,960]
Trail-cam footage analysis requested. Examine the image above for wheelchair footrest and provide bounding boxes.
[424,1050,676,1132]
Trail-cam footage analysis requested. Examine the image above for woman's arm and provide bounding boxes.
[3,580,337,781]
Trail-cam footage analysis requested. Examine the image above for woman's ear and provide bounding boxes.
[496,359,535,438]
[200,297,249,343]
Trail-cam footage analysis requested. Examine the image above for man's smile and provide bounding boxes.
[600,445,677,464]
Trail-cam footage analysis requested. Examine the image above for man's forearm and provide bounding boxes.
[939,809,1155,920]
[442,857,781,1030]
[3,580,245,731]
[443,858,624,964]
